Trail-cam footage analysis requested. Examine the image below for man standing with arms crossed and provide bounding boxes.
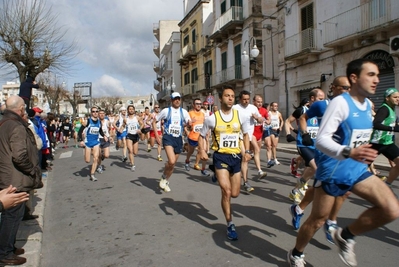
[233,91,266,192]
[184,98,209,176]
[287,59,399,267]
[199,87,252,240]
[153,92,191,192]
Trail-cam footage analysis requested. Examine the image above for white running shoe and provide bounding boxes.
[164,181,171,192]
[333,227,357,266]
[287,250,305,267]
[274,159,281,165]
[131,165,136,172]
[159,178,167,190]
[89,175,98,182]
[258,170,267,179]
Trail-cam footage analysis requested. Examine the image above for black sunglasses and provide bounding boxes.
[91,110,98,113]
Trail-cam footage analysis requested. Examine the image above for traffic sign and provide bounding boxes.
[206,95,214,105]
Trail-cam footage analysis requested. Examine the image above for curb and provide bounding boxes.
[14,171,50,267]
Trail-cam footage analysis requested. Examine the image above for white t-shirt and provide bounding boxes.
[233,103,260,140]
[200,110,251,137]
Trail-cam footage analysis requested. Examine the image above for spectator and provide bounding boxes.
[18,76,39,110]
[0,96,42,266]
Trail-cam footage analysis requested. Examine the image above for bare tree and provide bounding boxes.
[36,71,65,114]
[92,96,122,114]
[64,89,81,119]
[0,0,79,82]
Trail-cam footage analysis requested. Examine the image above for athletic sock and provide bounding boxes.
[341,227,355,240]
[292,247,303,257]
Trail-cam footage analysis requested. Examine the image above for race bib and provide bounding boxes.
[89,127,99,135]
[349,129,372,148]
[193,124,203,133]
[168,125,181,137]
[128,123,138,132]
[308,126,319,139]
[64,126,69,130]
[156,122,161,131]
[220,133,239,148]
[270,120,279,129]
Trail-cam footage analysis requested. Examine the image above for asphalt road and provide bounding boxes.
[40,143,399,267]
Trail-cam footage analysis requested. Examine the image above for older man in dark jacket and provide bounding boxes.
[0,96,42,265]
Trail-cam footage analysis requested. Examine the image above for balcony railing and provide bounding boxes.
[182,83,198,96]
[153,42,160,57]
[214,65,243,84]
[157,89,171,101]
[197,73,214,91]
[285,28,322,58]
[182,43,197,58]
[153,80,161,91]
[324,0,397,45]
[211,6,243,35]
[153,61,160,73]
[160,61,173,76]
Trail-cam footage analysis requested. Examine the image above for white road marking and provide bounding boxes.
[59,151,73,159]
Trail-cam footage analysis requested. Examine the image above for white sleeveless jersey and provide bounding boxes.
[126,116,140,134]
[269,111,280,129]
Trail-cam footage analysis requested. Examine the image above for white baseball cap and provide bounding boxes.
[171,92,181,99]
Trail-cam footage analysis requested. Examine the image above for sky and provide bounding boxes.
[1,0,184,98]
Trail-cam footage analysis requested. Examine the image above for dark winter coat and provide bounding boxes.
[19,76,39,99]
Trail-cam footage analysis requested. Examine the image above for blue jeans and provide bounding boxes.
[0,203,25,259]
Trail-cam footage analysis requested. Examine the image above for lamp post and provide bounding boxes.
[241,37,260,95]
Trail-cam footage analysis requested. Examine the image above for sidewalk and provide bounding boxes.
[12,171,49,267]
[276,139,391,171]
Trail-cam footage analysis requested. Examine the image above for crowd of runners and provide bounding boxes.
[74,58,399,267]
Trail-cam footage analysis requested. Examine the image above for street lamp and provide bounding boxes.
[241,37,260,94]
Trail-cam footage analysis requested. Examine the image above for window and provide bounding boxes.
[234,44,242,79]
[183,35,189,46]
[230,0,242,7]
[192,29,196,44]
[184,72,190,85]
[301,3,313,31]
[221,1,226,14]
[191,68,198,83]
[221,52,227,70]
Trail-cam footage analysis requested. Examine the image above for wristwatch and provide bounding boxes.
[342,146,351,159]
[245,150,252,154]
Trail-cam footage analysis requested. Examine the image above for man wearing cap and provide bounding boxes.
[153,92,191,192]
[370,87,399,187]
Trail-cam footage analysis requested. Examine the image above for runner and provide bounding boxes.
[370,87,399,187]
[108,113,116,144]
[61,117,72,148]
[286,89,325,204]
[266,102,284,167]
[184,98,209,176]
[287,58,399,267]
[79,106,107,182]
[153,92,191,192]
[201,101,212,155]
[73,116,82,148]
[113,106,128,162]
[289,76,352,242]
[198,87,252,240]
[141,107,152,151]
[149,104,163,161]
[97,109,111,173]
[125,105,143,171]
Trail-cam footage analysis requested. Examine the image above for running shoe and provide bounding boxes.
[147,148,151,152]
[380,176,387,182]
[324,222,338,245]
[122,156,128,162]
[193,164,201,170]
[115,144,119,150]
[201,170,210,176]
[131,165,136,172]
[291,170,301,179]
[289,205,304,230]
[184,162,190,171]
[287,250,305,267]
[226,224,238,240]
[274,159,281,165]
[163,181,171,192]
[101,153,105,161]
[89,175,98,182]
[211,174,217,183]
[258,170,267,179]
[96,166,103,174]
[157,155,163,161]
[243,182,254,192]
[159,178,167,190]
[289,190,301,204]
[267,160,275,168]
[332,227,357,266]
[290,158,296,171]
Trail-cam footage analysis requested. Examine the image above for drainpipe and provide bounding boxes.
[285,63,289,119]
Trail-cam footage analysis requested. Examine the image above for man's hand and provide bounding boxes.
[199,149,208,161]
[286,134,296,142]
[0,185,29,210]
[302,133,313,146]
[243,153,252,162]
[350,144,378,164]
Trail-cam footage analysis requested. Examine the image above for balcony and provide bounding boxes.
[153,42,160,57]
[160,61,173,76]
[182,83,198,96]
[213,65,243,88]
[153,80,161,91]
[157,89,171,101]
[210,7,244,43]
[153,23,159,41]
[285,28,323,60]
[153,61,160,73]
[196,73,214,93]
[324,0,399,47]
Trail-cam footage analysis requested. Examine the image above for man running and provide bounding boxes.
[199,87,252,240]
[267,102,284,166]
[79,107,107,182]
[61,117,72,148]
[287,59,399,267]
[97,110,111,174]
[113,106,128,162]
[149,104,163,161]
[142,107,152,151]
[73,116,82,148]
[233,91,265,192]
[184,98,209,176]
[125,105,143,171]
[370,87,399,188]
[153,92,191,192]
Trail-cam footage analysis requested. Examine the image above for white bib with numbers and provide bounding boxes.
[349,129,372,148]
[219,133,239,148]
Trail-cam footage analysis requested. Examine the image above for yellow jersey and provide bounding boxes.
[212,109,241,154]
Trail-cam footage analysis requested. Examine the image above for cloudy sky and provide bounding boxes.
[2,0,183,97]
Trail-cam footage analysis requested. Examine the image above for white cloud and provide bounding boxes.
[93,75,126,97]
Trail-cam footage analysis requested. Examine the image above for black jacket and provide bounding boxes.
[19,76,39,99]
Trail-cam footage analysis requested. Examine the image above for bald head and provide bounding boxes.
[6,96,25,117]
